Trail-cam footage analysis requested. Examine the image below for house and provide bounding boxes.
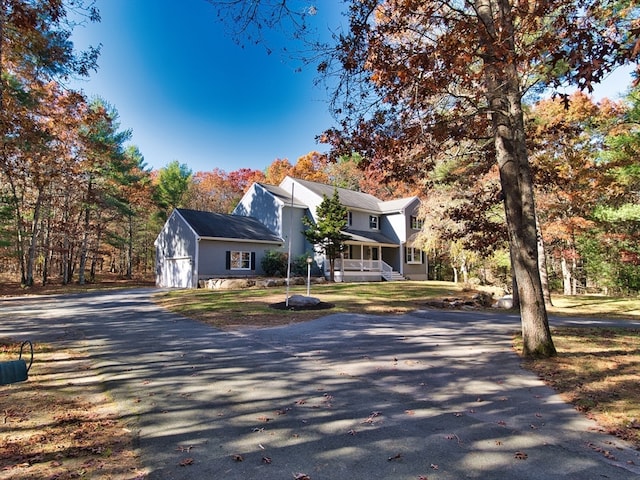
[155,177,426,288]
[155,209,284,288]
[233,177,426,282]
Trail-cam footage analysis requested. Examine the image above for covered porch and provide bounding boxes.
[325,230,405,282]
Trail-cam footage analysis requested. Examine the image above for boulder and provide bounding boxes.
[288,295,321,307]
[493,295,514,309]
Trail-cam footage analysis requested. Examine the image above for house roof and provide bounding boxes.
[379,197,419,213]
[343,228,398,246]
[257,183,307,208]
[287,177,418,213]
[289,177,382,211]
[176,209,283,244]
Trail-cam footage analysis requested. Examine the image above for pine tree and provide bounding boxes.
[302,189,349,282]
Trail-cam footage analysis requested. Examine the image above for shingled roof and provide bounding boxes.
[289,177,417,213]
[176,209,283,244]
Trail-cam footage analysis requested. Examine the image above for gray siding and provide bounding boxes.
[381,213,402,244]
[198,240,277,278]
[155,211,198,287]
[282,205,311,259]
[233,184,283,236]
[349,210,375,231]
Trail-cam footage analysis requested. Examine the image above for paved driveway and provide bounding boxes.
[1,288,639,479]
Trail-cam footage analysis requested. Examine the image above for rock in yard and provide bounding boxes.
[288,295,321,307]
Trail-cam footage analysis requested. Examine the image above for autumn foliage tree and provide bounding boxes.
[184,167,265,213]
[212,0,638,357]
[0,2,162,286]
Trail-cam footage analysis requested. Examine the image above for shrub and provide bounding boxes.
[261,250,288,277]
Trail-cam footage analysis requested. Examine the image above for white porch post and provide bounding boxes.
[360,244,364,271]
[399,242,404,276]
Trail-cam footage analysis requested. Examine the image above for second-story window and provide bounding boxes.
[346,211,353,226]
[410,216,423,230]
[369,215,379,230]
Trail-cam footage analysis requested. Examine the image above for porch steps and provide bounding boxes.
[383,271,406,281]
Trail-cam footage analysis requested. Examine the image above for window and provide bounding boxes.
[226,251,255,270]
[410,216,423,230]
[405,247,423,264]
[346,211,353,226]
[369,215,379,230]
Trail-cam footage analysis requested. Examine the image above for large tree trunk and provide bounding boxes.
[478,0,555,358]
[126,214,133,279]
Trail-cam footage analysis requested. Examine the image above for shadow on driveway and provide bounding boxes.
[1,289,639,479]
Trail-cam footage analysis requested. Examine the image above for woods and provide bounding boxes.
[1,1,639,356]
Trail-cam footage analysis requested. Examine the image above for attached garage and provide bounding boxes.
[161,256,193,288]
[155,209,284,288]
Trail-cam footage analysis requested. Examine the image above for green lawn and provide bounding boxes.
[153,280,485,328]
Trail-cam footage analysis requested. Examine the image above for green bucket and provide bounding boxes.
[0,341,33,386]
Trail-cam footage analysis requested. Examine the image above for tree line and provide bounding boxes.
[2,0,638,358]
[1,1,638,298]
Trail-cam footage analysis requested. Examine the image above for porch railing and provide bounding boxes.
[333,259,382,272]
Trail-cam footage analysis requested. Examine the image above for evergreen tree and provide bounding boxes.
[302,189,349,282]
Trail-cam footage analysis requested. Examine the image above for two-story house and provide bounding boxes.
[234,177,425,282]
[155,176,425,287]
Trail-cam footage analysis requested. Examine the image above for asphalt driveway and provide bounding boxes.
[1,288,639,479]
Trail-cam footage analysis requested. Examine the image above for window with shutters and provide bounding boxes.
[405,247,423,264]
[230,251,251,270]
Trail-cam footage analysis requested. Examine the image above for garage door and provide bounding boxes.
[164,257,193,288]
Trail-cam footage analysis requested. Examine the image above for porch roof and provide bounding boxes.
[343,229,399,247]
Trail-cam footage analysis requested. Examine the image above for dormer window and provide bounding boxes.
[369,215,379,230]
[410,216,423,230]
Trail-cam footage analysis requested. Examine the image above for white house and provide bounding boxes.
[155,176,426,287]
[233,177,426,282]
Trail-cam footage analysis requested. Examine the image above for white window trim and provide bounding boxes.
[406,247,423,264]
[230,251,251,270]
[369,215,379,230]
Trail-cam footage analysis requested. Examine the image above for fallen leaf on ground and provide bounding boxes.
[231,454,244,462]
[262,456,272,464]
[388,453,402,461]
[293,473,311,480]
[514,451,528,460]
[179,458,194,466]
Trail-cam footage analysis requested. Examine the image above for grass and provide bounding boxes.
[516,327,640,449]
[548,295,640,319]
[153,280,483,328]
[0,340,146,479]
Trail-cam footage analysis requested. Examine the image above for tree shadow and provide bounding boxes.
[1,290,639,480]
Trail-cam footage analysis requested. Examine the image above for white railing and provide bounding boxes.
[326,259,402,281]
[333,259,381,272]
[381,261,393,279]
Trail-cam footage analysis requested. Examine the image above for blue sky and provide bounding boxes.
[70,1,635,174]
[71,0,339,173]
